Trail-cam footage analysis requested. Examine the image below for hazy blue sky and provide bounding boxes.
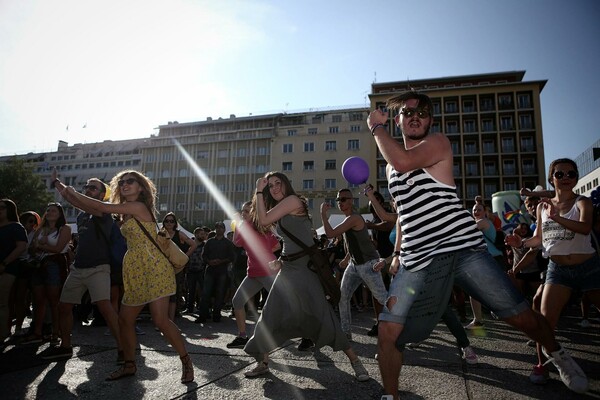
[1,0,598,173]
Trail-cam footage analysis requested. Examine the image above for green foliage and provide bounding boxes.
[0,157,53,215]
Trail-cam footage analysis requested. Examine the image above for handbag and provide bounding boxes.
[134,218,188,274]
[279,220,341,305]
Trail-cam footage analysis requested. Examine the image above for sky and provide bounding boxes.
[1,0,599,171]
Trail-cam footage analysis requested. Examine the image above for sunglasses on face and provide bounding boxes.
[83,185,100,191]
[400,107,430,119]
[118,178,138,187]
[553,170,577,180]
[164,219,175,223]
[335,197,351,202]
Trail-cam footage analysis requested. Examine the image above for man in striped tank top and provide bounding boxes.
[368,91,587,399]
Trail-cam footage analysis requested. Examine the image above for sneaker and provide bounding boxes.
[351,358,369,382]
[462,346,478,365]
[578,319,592,328]
[135,326,145,335]
[244,362,269,377]
[227,336,249,349]
[40,345,73,360]
[297,338,315,352]
[542,346,588,393]
[366,323,378,337]
[464,320,484,330]
[529,364,549,385]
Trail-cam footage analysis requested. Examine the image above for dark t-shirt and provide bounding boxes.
[201,237,236,268]
[74,212,112,269]
[0,222,27,275]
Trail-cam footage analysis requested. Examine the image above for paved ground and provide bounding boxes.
[1,304,599,400]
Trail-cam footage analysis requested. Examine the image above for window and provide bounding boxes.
[178,168,188,177]
[453,163,461,176]
[500,116,513,131]
[325,179,336,189]
[236,165,247,173]
[484,183,497,198]
[480,97,495,111]
[237,148,247,157]
[195,185,206,193]
[349,112,363,121]
[304,142,315,152]
[159,203,168,212]
[521,136,534,152]
[332,115,342,123]
[446,121,458,133]
[159,186,168,194]
[519,114,533,129]
[329,126,339,133]
[466,183,479,199]
[432,103,441,115]
[325,160,336,170]
[462,100,475,113]
[282,162,292,171]
[482,140,495,154]
[303,179,314,190]
[257,146,268,155]
[504,181,517,191]
[287,129,297,136]
[445,101,458,113]
[161,170,171,178]
[501,137,515,152]
[303,161,314,171]
[378,163,386,179]
[499,94,513,109]
[217,166,228,174]
[481,119,494,132]
[466,162,478,176]
[308,128,318,135]
[517,93,531,108]
[350,125,361,132]
[177,185,186,194]
[283,144,293,153]
[463,120,476,133]
[176,203,185,211]
[451,141,460,154]
[464,141,477,154]
[503,159,516,175]
[235,183,248,192]
[347,139,359,150]
[162,152,172,161]
[325,141,337,151]
[218,149,229,158]
[484,161,497,175]
[522,159,535,175]
[197,150,209,159]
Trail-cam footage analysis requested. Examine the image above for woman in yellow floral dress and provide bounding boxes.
[58,170,193,383]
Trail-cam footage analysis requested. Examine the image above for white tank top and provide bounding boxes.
[541,196,595,258]
[41,227,70,254]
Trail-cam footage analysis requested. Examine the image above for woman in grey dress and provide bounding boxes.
[243,171,369,381]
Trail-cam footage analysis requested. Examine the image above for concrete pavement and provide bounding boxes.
[1,305,599,399]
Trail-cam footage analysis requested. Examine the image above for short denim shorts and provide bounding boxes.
[545,253,600,292]
[31,260,62,287]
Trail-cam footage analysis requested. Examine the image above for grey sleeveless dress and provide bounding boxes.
[244,214,350,360]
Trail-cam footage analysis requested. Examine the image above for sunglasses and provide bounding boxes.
[335,197,351,202]
[400,107,430,119]
[164,219,176,223]
[118,178,138,187]
[83,185,100,191]
[553,170,577,180]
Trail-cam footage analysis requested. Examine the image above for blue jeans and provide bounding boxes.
[380,248,528,347]
[339,258,388,333]
[186,269,205,311]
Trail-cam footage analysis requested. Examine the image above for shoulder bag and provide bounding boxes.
[279,220,340,305]
[134,218,188,274]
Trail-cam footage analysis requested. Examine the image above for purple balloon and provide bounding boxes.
[341,157,369,184]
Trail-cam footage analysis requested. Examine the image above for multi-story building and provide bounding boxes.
[369,71,547,208]
[0,139,143,221]
[574,138,600,197]
[147,107,373,227]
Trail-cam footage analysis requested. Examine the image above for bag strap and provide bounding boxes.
[278,219,317,254]
[133,218,171,263]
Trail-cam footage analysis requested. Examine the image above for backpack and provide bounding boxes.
[93,217,127,268]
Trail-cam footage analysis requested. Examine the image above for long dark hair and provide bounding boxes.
[162,212,179,230]
[259,171,308,215]
[38,202,67,237]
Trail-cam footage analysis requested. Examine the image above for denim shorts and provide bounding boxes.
[31,260,63,287]
[545,253,600,291]
[380,248,529,347]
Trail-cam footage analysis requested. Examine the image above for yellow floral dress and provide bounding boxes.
[120,218,176,306]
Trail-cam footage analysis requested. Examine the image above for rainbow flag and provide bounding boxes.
[503,210,521,222]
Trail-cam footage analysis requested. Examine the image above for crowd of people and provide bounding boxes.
[0,91,599,398]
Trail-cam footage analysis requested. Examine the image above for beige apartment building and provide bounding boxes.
[147,107,374,228]
[370,70,547,209]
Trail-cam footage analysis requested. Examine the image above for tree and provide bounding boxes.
[0,157,53,215]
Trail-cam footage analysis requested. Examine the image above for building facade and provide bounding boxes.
[574,138,600,197]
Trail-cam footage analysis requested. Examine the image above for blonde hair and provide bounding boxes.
[109,170,157,217]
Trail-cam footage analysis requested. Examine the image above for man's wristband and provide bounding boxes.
[393,251,401,257]
[370,123,386,136]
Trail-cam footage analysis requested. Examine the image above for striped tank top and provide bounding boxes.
[389,167,485,271]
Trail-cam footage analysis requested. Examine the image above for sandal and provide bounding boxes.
[106,360,137,381]
[180,353,194,383]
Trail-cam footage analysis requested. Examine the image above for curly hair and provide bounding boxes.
[109,170,157,217]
